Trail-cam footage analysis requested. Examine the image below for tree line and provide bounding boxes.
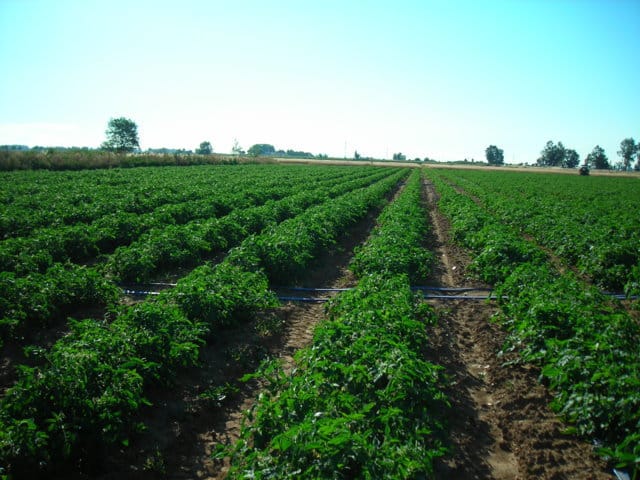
[486,138,640,171]
[5,117,639,171]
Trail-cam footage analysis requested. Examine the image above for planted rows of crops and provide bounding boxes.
[0,166,408,477]
[433,169,640,295]
[0,165,391,346]
[226,170,450,478]
[0,166,376,275]
[425,169,639,474]
[1,165,272,239]
[0,164,368,239]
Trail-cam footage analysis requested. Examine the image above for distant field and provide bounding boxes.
[274,155,640,176]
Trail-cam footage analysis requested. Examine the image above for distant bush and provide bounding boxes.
[0,150,240,171]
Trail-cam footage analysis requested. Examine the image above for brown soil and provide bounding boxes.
[423,179,611,479]
[441,177,636,318]
[82,190,389,480]
[12,176,615,479]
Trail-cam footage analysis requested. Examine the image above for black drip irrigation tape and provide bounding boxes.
[122,289,160,296]
[275,286,494,292]
[423,294,502,300]
[603,292,640,300]
[121,285,638,302]
[273,287,351,292]
[120,288,501,302]
[278,296,330,303]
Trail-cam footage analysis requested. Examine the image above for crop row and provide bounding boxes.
[0,169,407,477]
[350,170,434,283]
[425,170,640,474]
[0,164,254,239]
[0,168,398,345]
[226,170,450,478]
[0,164,369,239]
[432,169,640,294]
[106,167,397,282]
[0,165,374,275]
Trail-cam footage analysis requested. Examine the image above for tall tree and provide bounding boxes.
[485,145,504,165]
[537,140,566,167]
[196,141,213,155]
[563,149,580,168]
[101,117,139,153]
[231,138,244,155]
[586,145,609,169]
[617,137,636,171]
[247,144,275,157]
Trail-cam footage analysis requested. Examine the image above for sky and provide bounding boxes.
[1,0,639,163]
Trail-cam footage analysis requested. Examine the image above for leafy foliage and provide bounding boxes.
[485,145,504,165]
[0,164,406,476]
[433,169,640,293]
[227,171,448,477]
[227,275,448,479]
[350,170,434,282]
[101,117,140,153]
[426,169,640,474]
[586,145,610,170]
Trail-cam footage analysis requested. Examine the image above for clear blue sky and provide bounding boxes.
[1,0,639,163]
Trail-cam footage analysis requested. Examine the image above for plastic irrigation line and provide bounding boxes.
[274,286,351,292]
[278,296,330,303]
[274,286,493,292]
[121,286,638,302]
[122,289,161,296]
[423,294,502,300]
[412,286,493,292]
[121,289,499,302]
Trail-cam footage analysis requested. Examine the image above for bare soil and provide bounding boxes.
[79,194,387,480]
[12,176,616,479]
[423,179,611,480]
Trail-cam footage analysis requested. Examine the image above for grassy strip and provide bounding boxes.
[426,170,640,474]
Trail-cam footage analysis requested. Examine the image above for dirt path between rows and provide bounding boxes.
[423,179,611,480]
[85,182,405,480]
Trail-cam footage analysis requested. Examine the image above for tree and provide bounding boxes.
[585,145,609,169]
[392,152,406,161]
[563,149,580,168]
[617,137,636,171]
[101,117,139,153]
[196,141,213,155]
[537,140,566,167]
[231,138,244,155]
[354,150,361,160]
[485,145,504,165]
[247,144,275,157]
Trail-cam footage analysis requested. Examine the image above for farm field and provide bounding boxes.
[0,163,637,479]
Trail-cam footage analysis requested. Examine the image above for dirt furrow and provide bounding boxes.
[87,183,398,480]
[423,179,610,480]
